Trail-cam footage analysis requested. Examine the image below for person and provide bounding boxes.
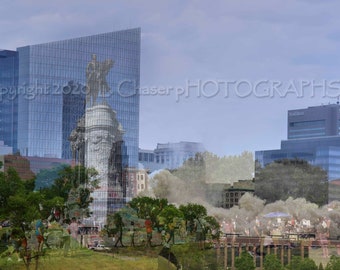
[317,216,330,258]
[113,213,124,247]
[167,221,175,245]
[67,217,79,253]
[35,219,44,252]
[129,221,136,247]
[195,218,205,250]
[145,217,153,248]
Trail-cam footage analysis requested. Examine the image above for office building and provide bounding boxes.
[0,50,18,151]
[0,28,140,166]
[139,141,205,172]
[0,29,141,223]
[0,140,12,155]
[256,104,340,201]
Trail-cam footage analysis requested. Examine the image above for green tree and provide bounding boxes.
[35,164,68,190]
[158,204,184,230]
[325,255,340,270]
[41,165,99,219]
[7,192,42,230]
[255,159,328,206]
[0,167,27,219]
[263,254,284,270]
[129,196,168,231]
[287,256,318,270]
[235,251,256,270]
[179,203,207,233]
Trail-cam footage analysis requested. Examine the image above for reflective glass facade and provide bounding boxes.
[14,29,140,167]
[139,142,205,172]
[0,50,18,151]
[287,105,340,139]
[256,104,340,182]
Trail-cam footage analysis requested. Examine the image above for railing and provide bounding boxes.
[217,234,340,270]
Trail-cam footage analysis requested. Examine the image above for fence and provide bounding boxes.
[218,235,340,270]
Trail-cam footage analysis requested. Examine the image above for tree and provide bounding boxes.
[41,165,99,220]
[255,159,328,206]
[235,251,256,270]
[35,164,68,190]
[179,203,207,233]
[263,254,284,270]
[0,167,28,219]
[287,256,318,270]
[325,255,340,270]
[129,196,168,231]
[7,192,42,230]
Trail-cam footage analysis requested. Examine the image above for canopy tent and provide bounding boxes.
[263,212,291,218]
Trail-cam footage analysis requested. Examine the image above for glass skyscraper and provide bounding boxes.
[1,28,140,168]
[0,50,18,152]
[256,104,340,181]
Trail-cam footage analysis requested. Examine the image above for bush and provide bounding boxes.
[235,251,255,270]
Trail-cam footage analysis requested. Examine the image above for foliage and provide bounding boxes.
[41,165,99,219]
[287,256,318,270]
[7,192,42,229]
[172,152,206,184]
[179,203,207,224]
[179,203,207,234]
[128,196,168,230]
[263,254,284,270]
[158,204,183,228]
[325,255,340,270]
[255,159,328,206]
[106,212,124,235]
[34,164,68,190]
[0,167,37,221]
[234,251,256,270]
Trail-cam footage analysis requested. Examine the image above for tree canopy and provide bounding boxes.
[255,159,328,206]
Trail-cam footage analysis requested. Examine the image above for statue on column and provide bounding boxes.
[86,54,114,107]
[69,116,85,165]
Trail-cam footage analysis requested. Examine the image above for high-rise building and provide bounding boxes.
[0,28,140,168]
[0,50,18,151]
[256,103,340,182]
[0,29,141,224]
[287,104,340,139]
[139,141,205,171]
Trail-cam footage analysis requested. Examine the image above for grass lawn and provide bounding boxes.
[0,248,159,270]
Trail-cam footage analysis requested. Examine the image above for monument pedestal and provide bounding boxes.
[85,104,124,226]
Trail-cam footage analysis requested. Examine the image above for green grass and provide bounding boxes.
[0,248,158,270]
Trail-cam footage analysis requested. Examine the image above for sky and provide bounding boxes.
[2,0,340,157]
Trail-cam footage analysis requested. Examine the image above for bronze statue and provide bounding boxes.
[86,54,114,107]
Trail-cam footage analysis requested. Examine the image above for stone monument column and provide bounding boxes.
[85,104,123,226]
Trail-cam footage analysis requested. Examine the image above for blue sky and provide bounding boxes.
[2,0,340,156]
